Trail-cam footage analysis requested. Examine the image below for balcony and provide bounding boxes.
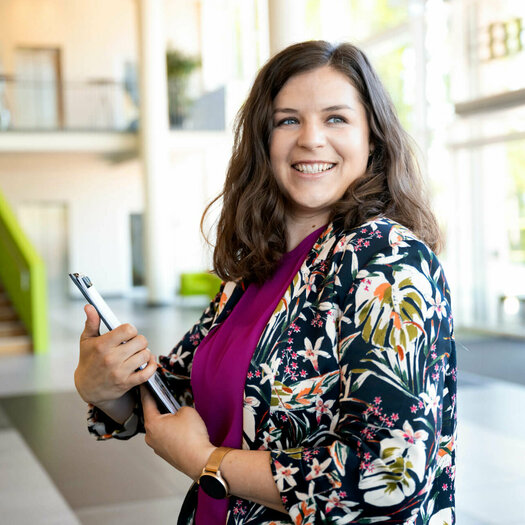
[0,75,227,153]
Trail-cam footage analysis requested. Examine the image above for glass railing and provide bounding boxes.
[0,75,226,132]
[0,190,48,353]
[0,75,139,132]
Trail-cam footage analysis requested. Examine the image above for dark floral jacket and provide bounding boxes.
[88,218,457,525]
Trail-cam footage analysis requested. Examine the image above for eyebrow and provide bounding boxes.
[273,104,355,114]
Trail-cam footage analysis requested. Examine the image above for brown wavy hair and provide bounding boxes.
[202,40,442,284]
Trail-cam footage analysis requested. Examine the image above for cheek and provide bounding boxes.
[269,137,289,177]
[269,137,279,170]
[268,146,284,188]
[340,135,370,167]
[269,131,285,156]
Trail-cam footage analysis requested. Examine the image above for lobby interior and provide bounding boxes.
[1,0,525,523]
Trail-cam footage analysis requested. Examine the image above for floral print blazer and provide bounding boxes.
[89,218,457,525]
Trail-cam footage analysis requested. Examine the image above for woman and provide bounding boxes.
[75,41,456,524]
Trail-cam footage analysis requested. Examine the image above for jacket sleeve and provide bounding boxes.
[87,283,226,440]
[269,240,456,523]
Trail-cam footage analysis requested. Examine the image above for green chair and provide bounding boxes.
[179,272,221,300]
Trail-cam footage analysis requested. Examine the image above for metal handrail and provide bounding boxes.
[0,190,48,353]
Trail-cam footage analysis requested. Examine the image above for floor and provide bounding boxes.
[0,296,524,524]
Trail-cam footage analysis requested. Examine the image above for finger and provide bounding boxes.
[119,332,148,358]
[103,323,139,348]
[127,353,157,384]
[108,335,149,369]
[140,384,160,418]
[127,349,154,374]
[81,304,100,339]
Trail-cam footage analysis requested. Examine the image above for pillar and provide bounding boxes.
[268,0,308,56]
[136,0,174,304]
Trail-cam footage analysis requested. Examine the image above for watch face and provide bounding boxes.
[200,473,228,499]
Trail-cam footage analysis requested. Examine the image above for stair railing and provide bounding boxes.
[0,190,48,353]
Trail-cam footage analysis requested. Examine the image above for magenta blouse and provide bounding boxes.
[190,226,325,524]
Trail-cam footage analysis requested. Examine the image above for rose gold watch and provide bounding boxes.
[198,446,234,499]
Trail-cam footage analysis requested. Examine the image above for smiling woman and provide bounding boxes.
[204,41,442,286]
[270,66,371,248]
[75,41,456,525]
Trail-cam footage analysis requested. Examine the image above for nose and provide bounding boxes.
[297,121,326,149]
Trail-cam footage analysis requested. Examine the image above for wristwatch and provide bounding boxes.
[198,446,234,499]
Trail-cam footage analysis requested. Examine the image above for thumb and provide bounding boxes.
[140,385,160,419]
[81,304,100,339]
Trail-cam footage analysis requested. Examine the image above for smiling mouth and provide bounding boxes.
[292,162,336,174]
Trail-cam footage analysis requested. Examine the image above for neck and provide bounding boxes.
[285,213,328,251]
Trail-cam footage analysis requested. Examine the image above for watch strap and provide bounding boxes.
[203,446,234,474]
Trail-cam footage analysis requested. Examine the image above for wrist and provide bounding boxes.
[74,370,92,404]
[193,444,217,481]
[198,446,236,499]
[95,394,135,425]
[74,370,106,406]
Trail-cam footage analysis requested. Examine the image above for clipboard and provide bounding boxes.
[69,272,180,414]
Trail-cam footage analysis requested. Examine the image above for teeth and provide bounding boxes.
[293,163,335,174]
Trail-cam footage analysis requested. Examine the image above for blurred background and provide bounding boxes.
[0,0,524,524]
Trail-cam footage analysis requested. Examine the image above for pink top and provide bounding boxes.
[191,226,325,524]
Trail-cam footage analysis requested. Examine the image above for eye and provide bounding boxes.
[275,117,299,127]
[327,115,347,124]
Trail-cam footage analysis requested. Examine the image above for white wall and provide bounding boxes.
[0,134,231,298]
[0,153,142,295]
[0,0,207,81]
[164,0,201,58]
[0,0,137,80]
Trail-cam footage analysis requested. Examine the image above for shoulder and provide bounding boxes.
[320,217,434,270]
[349,219,452,311]
[337,217,426,255]
[317,218,449,301]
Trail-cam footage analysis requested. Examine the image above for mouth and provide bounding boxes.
[292,162,336,174]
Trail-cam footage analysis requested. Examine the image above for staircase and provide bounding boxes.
[0,286,32,355]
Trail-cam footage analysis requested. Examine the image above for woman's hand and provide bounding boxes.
[75,304,157,407]
[140,386,216,481]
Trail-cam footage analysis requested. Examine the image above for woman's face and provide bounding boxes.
[270,65,371,225]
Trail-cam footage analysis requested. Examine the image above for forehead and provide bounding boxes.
[273,66,362,109]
